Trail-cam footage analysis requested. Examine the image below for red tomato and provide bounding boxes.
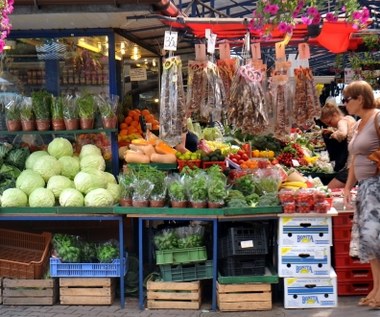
[238,159,245,165]
[241,153,249,161]
[237,150,245,156]
[231,158,238,164]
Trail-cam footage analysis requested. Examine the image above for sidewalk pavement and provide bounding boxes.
[1,296,380,317]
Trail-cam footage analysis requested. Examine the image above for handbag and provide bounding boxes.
[367,112,380,168]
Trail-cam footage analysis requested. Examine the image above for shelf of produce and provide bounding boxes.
[0,128,118,135]
[0,207,114,214]
[218,267,279,284]
[222,206,282,216]
[126,163,178,171]
[277,209,339,218]
[0,212,126,309]
[116,207,224,215]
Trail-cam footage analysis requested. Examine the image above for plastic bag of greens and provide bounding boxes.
[153,229,178,250]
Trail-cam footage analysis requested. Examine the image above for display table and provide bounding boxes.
[0,208,126,309]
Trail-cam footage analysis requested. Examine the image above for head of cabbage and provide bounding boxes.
[74,171,107,194]
[59,156,80,180]
[1,188,28,207]
[48,137,74,159]
[80,144,102,159]
[32,155,62,182]
[84,188,114,207]
[59,188,84,207]
[29,188,55,207]
[16,169,46,196]
[25,151,49,170]
[80,155,106,172]
[47,175,74,198]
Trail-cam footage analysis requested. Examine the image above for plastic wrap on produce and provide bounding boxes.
[217,58,238,101]
[159,56,186,147]
[227,63,268,135]
[186,60,208,117]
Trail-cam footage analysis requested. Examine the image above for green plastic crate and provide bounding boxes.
[159,260,213,282]
[155,246,207,265]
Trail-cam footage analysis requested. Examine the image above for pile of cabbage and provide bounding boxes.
[0,137,121,208]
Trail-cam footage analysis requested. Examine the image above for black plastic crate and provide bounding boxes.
[219,226,268,259]
[219,255,266,276]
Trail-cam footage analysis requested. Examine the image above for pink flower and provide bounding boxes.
[301,16,312,25]
[352,11,362,20]
[311,13,321,24]
[307,6,319,17]
[341,6,346,12]
[326,12,338,22]
[278,22,288,33]
[268,4,279,15]
[263,4,272,14]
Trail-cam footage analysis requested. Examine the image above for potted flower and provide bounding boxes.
[32,90,52,131]
[77,93,96,129]
[20,96,36,131]
[4,97,21,131]
[51,96,65,131]
[96,94,119,129]
[62,95,79,130]
[168,177,187,208]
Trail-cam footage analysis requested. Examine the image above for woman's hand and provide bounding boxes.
[343,186,352,209]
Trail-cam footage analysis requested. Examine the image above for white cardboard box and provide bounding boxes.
[278,216,332,246]
[284,269,337,308]
[278,245,331,277]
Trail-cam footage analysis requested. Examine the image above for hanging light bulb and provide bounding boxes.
[130,44,141,60]
[152,58,157,67]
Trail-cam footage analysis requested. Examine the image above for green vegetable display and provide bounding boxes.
[233,174,256,196]
[97,241,119,263]
[32,90,52,120]
[52,234,82,263]
[154,230,178,250]
[77,93,96,119]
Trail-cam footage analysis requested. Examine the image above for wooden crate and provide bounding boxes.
[147,280,201,310]
[217,282,272,312]
[3,278,57,306]
[59,278,115,305]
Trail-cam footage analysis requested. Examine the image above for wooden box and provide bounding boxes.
[147,280,201,310]
[3,278,57,306]
[59,278,115,305]
[217,282,272,312]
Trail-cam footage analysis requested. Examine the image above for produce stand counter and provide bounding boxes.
[118,206,283,311]
[0,207,126,309]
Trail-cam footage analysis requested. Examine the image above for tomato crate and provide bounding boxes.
[50,257,127,277]
[156,246,207,265]
[219,226,268,259]
[177,160,201,172]
[338,281,373,296]
[201,161,226,170]
[336,267,372,282]
[159,260,213,282]
[333,240,350,255]
[332,213,353,226]
[333,224,352,241]
[334,254,371,269]
[0,229,52,279]
[219,255,266,276]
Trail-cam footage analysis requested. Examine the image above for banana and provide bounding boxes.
[281,181,308,188]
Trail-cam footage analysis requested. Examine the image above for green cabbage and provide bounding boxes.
[80,155,106,172]
[86,169,116,184]
[107,183,122,203]
[59,156,80,180]
[79,144,102,159]
[25,151,49,170]
[103,172,117,184]
[48,137,74,159]
[16,169,46,196]
[84,188,114,207]
[47,175,74,198]
[1,188,28,207]
[59,188,84,207]
[74,171,107,194]
[32,155,62,181]
[29,188,55,207]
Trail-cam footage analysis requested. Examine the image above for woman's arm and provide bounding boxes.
[343,155,357,207]
[331,119,349,142]
[175,133,188,154]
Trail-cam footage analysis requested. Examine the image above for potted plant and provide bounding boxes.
[4,97,21,131]
[149,168,167,207]
[118,171,135,207]
[51,96,65,131]
[132,179,153,208]
[62,94,79,130]
[96,94,119,129]
[32,90,52,131]
[19,96,36,131]
[77,93,96,129]
[207,179,227,209]
[188,171,208,208]
[168,177,187,208]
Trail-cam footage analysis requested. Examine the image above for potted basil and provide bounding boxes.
[62,95,79,130]
[168,177,187,208]
[96,94,119,129]
[32,90,52,131]
[20,96,36,131]
[51,96,65,131]
[149,168,167,207]
[188,171,208,208]
[4,97,21,131]
[118,170,135,207]
[77,93,96,129]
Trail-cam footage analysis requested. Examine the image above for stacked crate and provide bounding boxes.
[333,211,373,295]
[278,215,337,309]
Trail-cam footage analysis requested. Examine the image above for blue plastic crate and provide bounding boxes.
[49,256,127,277]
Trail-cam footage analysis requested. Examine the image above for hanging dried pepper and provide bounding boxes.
[159,56,186,147]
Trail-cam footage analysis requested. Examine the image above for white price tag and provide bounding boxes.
[292,159,300,167]
[164,31,178,51]
[207,33,217,54]
[240,240,254,249]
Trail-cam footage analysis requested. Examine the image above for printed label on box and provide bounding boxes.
[240,240,254,248]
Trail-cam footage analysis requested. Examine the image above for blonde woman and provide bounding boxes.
[320,102,356,188]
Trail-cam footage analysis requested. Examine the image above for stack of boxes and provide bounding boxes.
[278,214,337,308]
[333,211,373,295]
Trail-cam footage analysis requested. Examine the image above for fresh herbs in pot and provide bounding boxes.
[208,179,227,204]
[51,96,64,120]
[188,171,208,203]
[20,97,34,121]
[168,177,187,202]
[77,93,96,119]
[32,90,52,120]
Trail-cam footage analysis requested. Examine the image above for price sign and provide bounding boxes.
[219,42,230,60]
[164,31,178,51]
[195,44,206,61]
[298,43,310,60]
[275,42,285,59]
[251,43,261,61]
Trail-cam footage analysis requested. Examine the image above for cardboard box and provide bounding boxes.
[278,246,331,277]
[278,216,332,246]
[284,269,337,308]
